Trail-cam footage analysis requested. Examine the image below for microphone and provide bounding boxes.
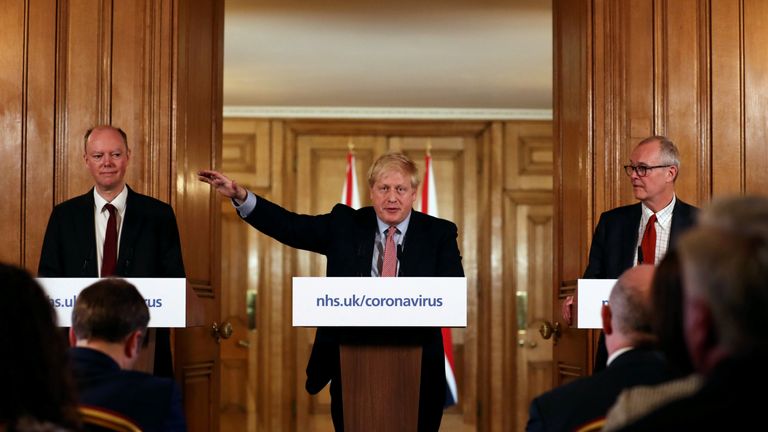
[397,244,404,276]
[637,246,644,264]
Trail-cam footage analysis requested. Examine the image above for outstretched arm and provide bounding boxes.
[198,170,247,202]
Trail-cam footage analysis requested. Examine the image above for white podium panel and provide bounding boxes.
[37,278,187,327]
[293,277,467,327]
[577,279,616,329]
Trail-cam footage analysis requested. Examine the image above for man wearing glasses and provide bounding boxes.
[563,135,698,372]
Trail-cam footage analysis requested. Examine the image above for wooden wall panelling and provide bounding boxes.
[223,119,272,190]
[661,0,708,204]
[0,0,29,266]
[270,120,295,432]
[553,0,593,385]
[503,121,554,431]
[219,211,254,432]
[743,0,768,195]
[23,0,57,268]
[506,191,553,432]
[459,134,479,427]
[485,121,506,432]
[219,118,272,432]
[710,0,744,195]
[173,1,224,431]
[63,1,105,198]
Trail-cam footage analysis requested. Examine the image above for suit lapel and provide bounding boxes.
[117,186,142,274]
[78,190,99,276]
[398,211,426,276]
[620,203,642,270]
[355,209,377,277]
[669,199,690,247]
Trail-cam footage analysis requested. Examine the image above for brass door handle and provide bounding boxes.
[539,320,561,341]
[212,321,233,343]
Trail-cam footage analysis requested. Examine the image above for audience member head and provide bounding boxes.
[678,224,768,374]
[649,250,694,376]
[70,278,149,370]
[0,263,80,429]
[697,194,768,237]
[367,152,419,225]
[602,264,657,354]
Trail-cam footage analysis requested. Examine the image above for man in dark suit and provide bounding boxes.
[616,196,768,431]
[69,278,186,432]
[527,265,672,432]
[198,152,464,432]
[563,136,698,371]
[38,125,185,376]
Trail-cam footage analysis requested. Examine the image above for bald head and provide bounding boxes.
[603,265,656,352]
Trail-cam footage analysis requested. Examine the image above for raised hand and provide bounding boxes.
[197,170,247,201]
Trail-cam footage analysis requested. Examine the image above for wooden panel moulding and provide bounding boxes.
[662,0,707,204]
[710,0,745,195]
[743,0,768,194]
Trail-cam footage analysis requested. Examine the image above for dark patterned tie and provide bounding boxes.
[381,226,398,277]
[101,204,118,277]
[640,214,657,265]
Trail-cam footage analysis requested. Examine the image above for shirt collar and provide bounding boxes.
[376,210,412,240]
[641,194,676,223]
[93,185,128,215]
[606,346,635,367]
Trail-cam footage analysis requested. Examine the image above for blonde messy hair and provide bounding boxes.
[367,152,420,189]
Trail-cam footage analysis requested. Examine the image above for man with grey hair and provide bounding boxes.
[617,195,768,430]
[564,136,698,372]
[527,265,671,432]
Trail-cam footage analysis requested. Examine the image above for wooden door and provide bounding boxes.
[172,1,225,431]
[501,122,554,432]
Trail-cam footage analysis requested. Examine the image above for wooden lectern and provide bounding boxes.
[339,344,422,432]
[293,276,468,432]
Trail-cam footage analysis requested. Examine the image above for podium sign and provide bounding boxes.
[577,279,617,329]
[293,277,467,327]
[37,278,187,327]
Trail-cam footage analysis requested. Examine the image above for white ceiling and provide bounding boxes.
[223,0,552,112]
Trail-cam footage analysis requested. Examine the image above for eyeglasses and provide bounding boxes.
[623,164,671,177]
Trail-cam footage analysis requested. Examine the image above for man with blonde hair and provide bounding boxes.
[198,151,464,432]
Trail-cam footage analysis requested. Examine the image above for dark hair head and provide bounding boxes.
[651,250,694,376]
[0,263,80,428]
[72,278,149,343]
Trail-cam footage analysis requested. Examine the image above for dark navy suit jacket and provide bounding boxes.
[38,186,185,376]
[70,347,186,432]
[583,199,698,370]
[242,196,464,432]
[526,348,672,432]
